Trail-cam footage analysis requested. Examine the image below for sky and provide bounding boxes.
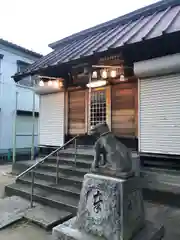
[0,0,159,55]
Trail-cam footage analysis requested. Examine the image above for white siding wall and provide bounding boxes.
[39,92,64,146]
[17,84,39,112]
[139,74,180,155]
[0,45,39,152]
[16,115,38,148]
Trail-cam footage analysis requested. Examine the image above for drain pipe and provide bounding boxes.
[12,91,18,165]
[31,76,35,161]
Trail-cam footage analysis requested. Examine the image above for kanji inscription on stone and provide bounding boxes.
[93,190,103,213]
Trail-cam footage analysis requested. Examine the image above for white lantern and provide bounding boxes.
[54,80,59,88]
[92,71,98,79]
[120,74,125,81]
[59,81,63,88]
[48,80,53,86]
[110,70,117,78]
[39,80,44,86]
[101,69,108,79]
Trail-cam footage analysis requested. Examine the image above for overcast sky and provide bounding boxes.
[0,0,158,55]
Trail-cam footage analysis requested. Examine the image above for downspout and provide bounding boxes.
[13,91,18,165]
[31,76,36,161]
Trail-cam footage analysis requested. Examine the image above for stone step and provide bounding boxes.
[58,148,94,156]
[24,204,72,230]
[25,169,84,187]
[17,177,81,197]
[13,162,84,187]
[43,156,92,168]
[141,167,180,207]
[0,196,30,229]
[142,168,180,188]
[38,163,88,177]
[5,182,79,214]
[143,159,180,169]
[42,149,94,161]
[13,161,89,177]
[0,195,73,231]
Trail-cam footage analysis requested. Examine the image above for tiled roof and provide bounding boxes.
[15,0,180,79]
[0,39,42,58]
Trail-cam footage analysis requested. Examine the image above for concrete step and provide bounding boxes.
[13,161,89,177]
[43,156,92,168]
[0,196,30,229]
[58,148,94,156]
[142,168,180,191]
[0,195,72,231]
[141,167,180,207]
[37,163,88,177]
[24,169,84,188]
[43,149,94,161]
[24,204,72,230]
[17,177,81,197]
[5,182,79,214]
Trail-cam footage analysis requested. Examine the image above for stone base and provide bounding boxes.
[74,174,145,240]
[52,217,165,240]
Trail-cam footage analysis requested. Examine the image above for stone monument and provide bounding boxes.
[52,123,165,240]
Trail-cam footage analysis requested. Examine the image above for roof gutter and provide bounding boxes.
[12,71,37,82]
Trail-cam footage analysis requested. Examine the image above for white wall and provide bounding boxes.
[16,115,39,149]
[0,45,39,152]
[17,84,39,112]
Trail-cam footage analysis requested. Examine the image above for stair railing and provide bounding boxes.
[16,135,79,208]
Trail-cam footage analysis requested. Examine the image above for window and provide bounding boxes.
[17,60,33,87]
[17,60,30,73]
[0,54,4,74]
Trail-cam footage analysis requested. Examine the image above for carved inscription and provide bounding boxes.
[93,190,103,213]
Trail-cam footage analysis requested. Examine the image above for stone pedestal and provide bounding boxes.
[52,174,164,240]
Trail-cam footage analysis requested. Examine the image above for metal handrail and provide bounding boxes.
[16,135,79,180]
[16,135,79,208]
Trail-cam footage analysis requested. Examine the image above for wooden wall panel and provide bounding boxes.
[111,82,137,137]
[68,90,86,135]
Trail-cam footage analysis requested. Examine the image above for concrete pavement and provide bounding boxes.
[0,164,51,240]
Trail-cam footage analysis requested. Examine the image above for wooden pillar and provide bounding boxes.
[106,85,112,130]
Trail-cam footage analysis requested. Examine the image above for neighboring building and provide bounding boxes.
[0,39,41,157]
[14,0,180,168]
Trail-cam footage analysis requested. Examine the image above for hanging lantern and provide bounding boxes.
[92,71,98,79]
[120,74,125,81]
[53,80,59,88]
[110,70,117,78]
[101,69,108,79]
[59,81,63,88]
[48,80,53,86]
[39,80,44,86]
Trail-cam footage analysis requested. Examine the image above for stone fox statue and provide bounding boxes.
[90,123,134,178]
